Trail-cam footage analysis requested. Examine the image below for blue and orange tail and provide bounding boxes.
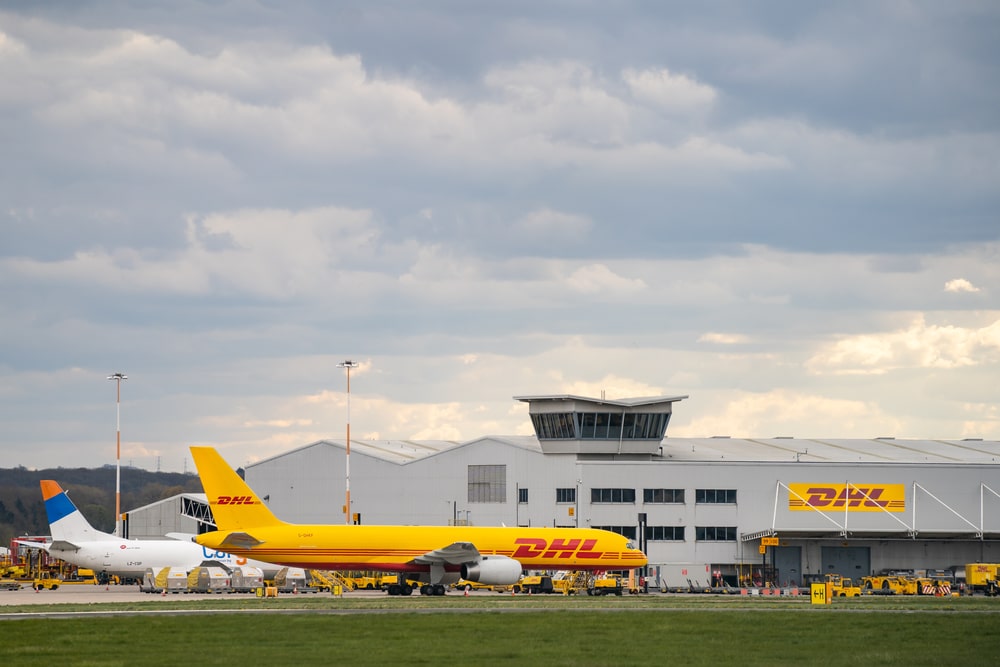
[40,480,116,543]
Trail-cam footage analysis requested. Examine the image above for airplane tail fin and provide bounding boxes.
[40,480,117,544]
[190,446,285,531]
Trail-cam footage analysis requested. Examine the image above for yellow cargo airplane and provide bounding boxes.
[190,446,647,596]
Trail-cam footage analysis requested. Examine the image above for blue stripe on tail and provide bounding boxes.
[45,492,77,525]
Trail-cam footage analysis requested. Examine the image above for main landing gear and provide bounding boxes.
[419,584,447,596]
[385,583,445,596]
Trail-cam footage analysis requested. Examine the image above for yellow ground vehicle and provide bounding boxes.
[551,571,587,595]
[0,560,26,590]
[59,568,98,585]
[32,571,61,590]
[348,572,385,590]
[516,574,554,594]
[588,573,624,596]
[965,563,1000,594]
[452,579,512,593]
[379,574,420,595]
[825,574,861,597]
[861,575,922,595]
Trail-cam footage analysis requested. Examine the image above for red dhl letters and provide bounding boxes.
[512,538,604,560]
[788,483,905,512]
[215,495,257,505]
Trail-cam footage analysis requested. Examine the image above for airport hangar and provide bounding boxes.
[132,394,1000,588]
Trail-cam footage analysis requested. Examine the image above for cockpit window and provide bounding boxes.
[626,541,637,550]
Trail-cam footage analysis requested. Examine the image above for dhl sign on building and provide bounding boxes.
[788,484,906,512]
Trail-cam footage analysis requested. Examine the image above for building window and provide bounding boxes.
[532,411,672,441]
[643,488,684,504]
[593,525,637,540]
[646,526,685,541]
[695,489,737,504]
[556,487,576,504]
[695,526,737,542]
[591,488,636,504]
[518,488,528,504]
[468,465,506,503]
[531,413,577,439]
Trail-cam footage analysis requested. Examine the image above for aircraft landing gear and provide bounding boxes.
[419,584,446,596]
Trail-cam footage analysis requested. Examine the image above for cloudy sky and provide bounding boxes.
[2,1,998,472]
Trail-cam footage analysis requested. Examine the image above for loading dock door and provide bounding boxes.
[773,546,802,587]
[821,546,870,578]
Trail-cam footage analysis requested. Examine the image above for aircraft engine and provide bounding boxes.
[460,555,523,585]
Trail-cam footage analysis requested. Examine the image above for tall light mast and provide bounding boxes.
[107,372,127,537]
[337,360,359,525]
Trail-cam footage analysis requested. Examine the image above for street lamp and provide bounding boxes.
[337,360,359,525]
[444,500,458,526]
[107,372,127,537]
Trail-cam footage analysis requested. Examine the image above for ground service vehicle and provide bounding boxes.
[551,571,587,595]
[825,574,861,597]
[60,568,98,585]
[452,579,512,593]
[861,575,922,595]
[965,564,1000,594]
[588,573,624,596]
[516,574,554,594]
[0,560,25,590]
[32,572,60,590]
[347,572,385,590]
[379,574,420,595]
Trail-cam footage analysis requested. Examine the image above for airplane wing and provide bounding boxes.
[411,541,480,566]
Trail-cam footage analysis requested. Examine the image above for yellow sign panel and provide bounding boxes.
[810,583,831,605]
[758,545,767,554]
[761,537,779,546]
[788,483,905,513]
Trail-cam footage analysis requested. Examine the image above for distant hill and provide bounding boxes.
[0,467,203,546]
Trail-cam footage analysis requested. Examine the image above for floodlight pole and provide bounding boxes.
[337,360,359,525]
[107,372,127,537]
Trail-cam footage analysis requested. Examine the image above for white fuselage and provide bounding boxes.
[48,538,277,578]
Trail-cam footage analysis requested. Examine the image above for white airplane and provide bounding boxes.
[18,480,278,580]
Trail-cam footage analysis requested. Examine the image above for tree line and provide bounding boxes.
[0,466,204,546]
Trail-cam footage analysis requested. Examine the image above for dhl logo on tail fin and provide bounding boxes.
[190,447,286,531]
